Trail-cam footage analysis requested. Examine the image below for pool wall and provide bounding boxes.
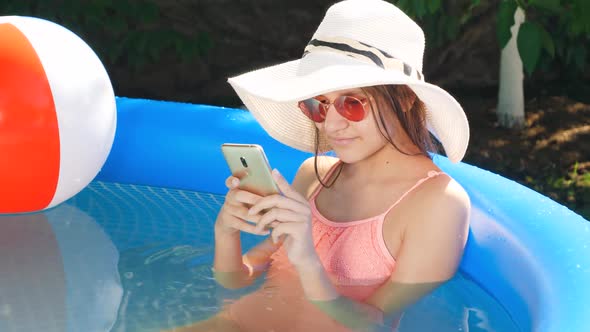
[96,97,590,332]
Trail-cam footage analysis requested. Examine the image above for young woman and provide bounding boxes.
[169,0,470,331]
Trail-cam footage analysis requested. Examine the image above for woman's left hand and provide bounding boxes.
[247,169,319,269]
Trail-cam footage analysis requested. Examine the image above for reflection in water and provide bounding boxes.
[398,274,503,332]
[464,307,494,332]
[0,213,66,332]
[0,204,122,332]
[111,244,239,332]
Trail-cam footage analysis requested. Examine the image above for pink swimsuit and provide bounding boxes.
[224,161,444,331]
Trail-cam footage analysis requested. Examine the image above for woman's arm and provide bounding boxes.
[212,174,277,289]
[214,156,332,289]
[213,231,279,289]
[299,177,471,331]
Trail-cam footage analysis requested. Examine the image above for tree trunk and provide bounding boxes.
[497,6,526,129]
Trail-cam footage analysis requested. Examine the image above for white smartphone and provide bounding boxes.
[221,143,280,196]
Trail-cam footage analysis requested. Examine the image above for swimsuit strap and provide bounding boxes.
[381,170,446,216]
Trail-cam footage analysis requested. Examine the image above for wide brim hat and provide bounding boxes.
[228,0,469,163]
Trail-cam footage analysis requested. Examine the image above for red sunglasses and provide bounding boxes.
[298,95,369,123]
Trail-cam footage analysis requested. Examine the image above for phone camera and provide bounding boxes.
[240,156,248,168]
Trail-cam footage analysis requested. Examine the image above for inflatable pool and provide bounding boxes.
[94,97,589,331]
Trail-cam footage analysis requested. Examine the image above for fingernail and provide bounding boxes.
[247,208,255,215]
[232,178,239,187]
[272,169,280,178]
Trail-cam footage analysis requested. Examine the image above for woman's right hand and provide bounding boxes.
[214,175,270,236]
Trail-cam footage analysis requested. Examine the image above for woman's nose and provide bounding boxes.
[322,104,348,132]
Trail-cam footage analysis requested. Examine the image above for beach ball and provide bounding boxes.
[0,16,116,214]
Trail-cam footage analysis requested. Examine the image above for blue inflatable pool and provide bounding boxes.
[96,97,590,332]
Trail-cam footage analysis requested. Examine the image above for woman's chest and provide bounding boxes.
[313,189,408,262]
[314,187,387,222]
[311,220,396,286]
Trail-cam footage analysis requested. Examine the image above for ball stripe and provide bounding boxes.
[0,23,60,213]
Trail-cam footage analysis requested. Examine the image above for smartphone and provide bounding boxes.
[221,143,280,196]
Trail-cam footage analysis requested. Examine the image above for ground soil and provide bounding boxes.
[455,89,590,220]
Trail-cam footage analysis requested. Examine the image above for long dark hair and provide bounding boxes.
[314,84,441,188]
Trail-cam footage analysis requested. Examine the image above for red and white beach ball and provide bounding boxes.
[0,16,116,214]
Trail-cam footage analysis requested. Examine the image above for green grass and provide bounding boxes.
[524,161,590,220]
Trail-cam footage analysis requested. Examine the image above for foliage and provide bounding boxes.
[390,0,482,48]
[497,0,590,76]
[391,0,589,78]
[0,0,212,71]
[525,161,590,219]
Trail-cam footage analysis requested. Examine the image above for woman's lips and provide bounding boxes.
[329,137,356,146]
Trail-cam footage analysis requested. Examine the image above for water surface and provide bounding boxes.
[0,181,520,332]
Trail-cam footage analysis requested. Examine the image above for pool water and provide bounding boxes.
[0,181,521,332]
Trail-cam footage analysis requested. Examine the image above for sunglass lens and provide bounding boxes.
[336,96,366,121]
[299,98,325,122]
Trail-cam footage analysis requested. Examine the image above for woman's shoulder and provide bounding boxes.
[291,156,339,199]
[428,172,469,202]
[406,171,471,228]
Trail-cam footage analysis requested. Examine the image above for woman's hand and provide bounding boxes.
[247,169,319,269]
[214,174,270,237]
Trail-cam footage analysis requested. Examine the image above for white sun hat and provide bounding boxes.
[228,0,469,163]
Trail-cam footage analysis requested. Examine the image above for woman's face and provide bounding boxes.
[314,88,391,163]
